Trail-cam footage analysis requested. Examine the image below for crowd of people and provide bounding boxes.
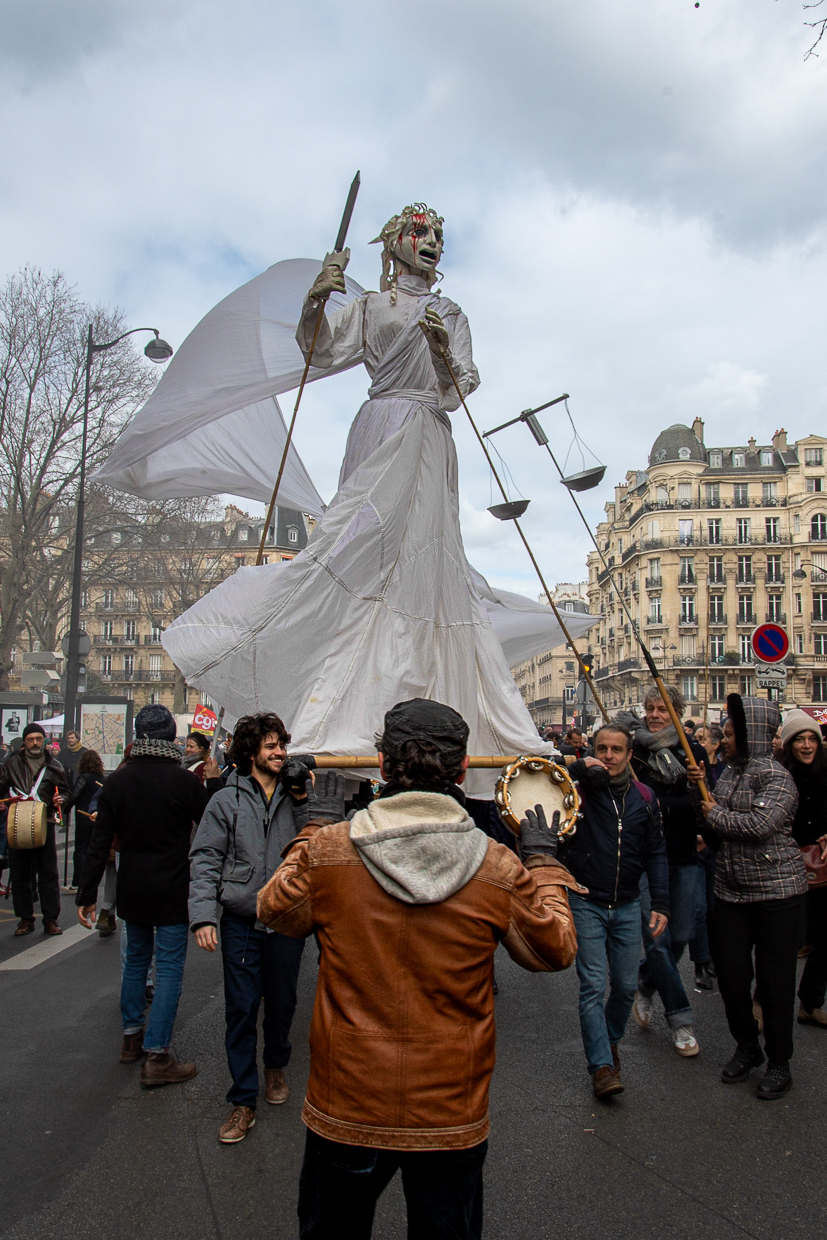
[1,689,825,1238]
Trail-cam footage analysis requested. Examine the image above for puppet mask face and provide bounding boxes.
[393,214,443,273]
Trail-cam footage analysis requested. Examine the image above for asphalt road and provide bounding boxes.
[1,892,824,1240]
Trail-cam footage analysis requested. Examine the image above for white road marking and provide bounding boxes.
[0,924,94,971]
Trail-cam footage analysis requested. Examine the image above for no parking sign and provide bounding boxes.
[750,623,789,664]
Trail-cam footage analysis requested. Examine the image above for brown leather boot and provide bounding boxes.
[592,1065,624,1098]
[140,1051,198,1088]
[14,919,35,936]
[264,1067,289,1105]
[43,919,63,936]
[120,1030,146,1063]
[798,1002,827,1028]
[219,1105,256,1144]
[610,1044,620,1074]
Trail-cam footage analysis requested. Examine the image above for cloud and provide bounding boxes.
[1,0,826,601]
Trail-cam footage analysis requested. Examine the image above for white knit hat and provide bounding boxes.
[780,709,822,748]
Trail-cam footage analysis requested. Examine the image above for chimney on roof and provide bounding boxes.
[772,428,787,452]
[748,437,757,452]
[692,417,704,445]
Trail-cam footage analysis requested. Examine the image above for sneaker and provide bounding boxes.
[673,1026,699,1056]
[219,1105,256,1143]
[797,1002,827,1028]
[721,1039,765,1084]
[756,1061,792,1100]
[592,1065,624,1098]
[632,992,653,1029]
[694,963,714,991]
[264,1068,289,1105]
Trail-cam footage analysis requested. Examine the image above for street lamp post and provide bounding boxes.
[63,326,173,735]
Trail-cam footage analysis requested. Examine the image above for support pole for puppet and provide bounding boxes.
[256,171,361,567]
[419,327,610,724]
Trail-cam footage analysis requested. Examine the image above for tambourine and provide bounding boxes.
[7,799,48,849]
[494,756,579,839]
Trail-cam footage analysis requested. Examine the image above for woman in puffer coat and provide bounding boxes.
[688,695,807,1101]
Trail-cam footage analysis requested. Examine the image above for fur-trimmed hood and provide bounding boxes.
[725,695,780,762]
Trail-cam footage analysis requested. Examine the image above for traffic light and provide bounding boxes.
[579,656,594,679]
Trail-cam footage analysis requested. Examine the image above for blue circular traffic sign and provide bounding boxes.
[751,623,789,663]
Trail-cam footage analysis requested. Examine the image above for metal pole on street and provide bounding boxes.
[63,326,173,734]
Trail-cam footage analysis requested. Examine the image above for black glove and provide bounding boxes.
[305,770,347,824]
[582,762,610,790]
[518,805,560,860]
[281,754,316,799]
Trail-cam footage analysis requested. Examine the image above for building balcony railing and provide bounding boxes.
[708,613,728,625]
[94,601,138,613]
[814,612,827,624]
[617,657,641,673]
[766,574,785,585]
[99,670,176,683]
[708,573,726,585]
[736,614,756,626]
[813,569,827,584]
[143,635,164,645]
[679,617,698,627]
[736,574,755,585]
[679,577,696,588]
[595,667,610,680]
[94,634,139,646]
[766,613,787,624]
[644,618,666,628]
[645,576,662,589]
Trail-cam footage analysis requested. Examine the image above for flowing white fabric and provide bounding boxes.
[92,259,366,513]
[163,272,597,793]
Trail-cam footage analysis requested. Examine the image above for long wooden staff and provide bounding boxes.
[421,325,610,724]
[256,172,361,566]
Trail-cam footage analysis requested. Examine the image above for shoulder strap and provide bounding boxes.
[631,777,653,804]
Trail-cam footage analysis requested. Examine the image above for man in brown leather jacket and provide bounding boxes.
[257,698,580,1240]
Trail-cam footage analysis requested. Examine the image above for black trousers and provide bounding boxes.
[9,821,61,922]
[72,813,94,888]
[799,886,827,1012]
[298,1130,487,1240]
[714,894,805,1064]
[220,910,304,1108]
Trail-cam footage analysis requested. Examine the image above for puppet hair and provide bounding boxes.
[370,203,444,302]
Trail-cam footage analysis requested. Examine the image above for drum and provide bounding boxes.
[7,799,49,849]
[494,756,580,838]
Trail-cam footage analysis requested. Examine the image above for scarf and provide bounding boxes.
[131,738,182,763]
[609,765,633,791]
[183,753,205,770]
[630,719,686,785]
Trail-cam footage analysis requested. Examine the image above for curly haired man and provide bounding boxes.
[189,711,345,1144]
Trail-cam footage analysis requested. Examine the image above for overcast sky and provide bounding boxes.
[2,0,826,597]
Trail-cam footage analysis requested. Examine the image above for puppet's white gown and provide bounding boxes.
[163,273,560,790]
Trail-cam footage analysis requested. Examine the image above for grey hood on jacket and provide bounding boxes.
[189,769,307,928]
[349,790,489,905]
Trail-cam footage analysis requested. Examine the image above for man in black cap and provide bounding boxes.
[77,704,221,1086]
[257,698,581,1240]
[0,722,68,936]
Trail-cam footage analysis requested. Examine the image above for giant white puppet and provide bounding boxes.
[103,204,596,791]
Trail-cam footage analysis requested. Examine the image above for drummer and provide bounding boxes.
[557,723,670,1098]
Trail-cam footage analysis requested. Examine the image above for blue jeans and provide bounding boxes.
[570,895,642,1074]
[638,873,695,1030]
[220,911,305,1107]
[121,922,188,1053]
[298,1130,486,1239]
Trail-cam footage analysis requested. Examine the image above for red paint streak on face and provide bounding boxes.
[410,213,427,259]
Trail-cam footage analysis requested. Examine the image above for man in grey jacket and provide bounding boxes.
[189,711,344,1144]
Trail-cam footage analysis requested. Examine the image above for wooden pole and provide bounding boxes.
[312,754,524,769]
[255,306,326,566]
